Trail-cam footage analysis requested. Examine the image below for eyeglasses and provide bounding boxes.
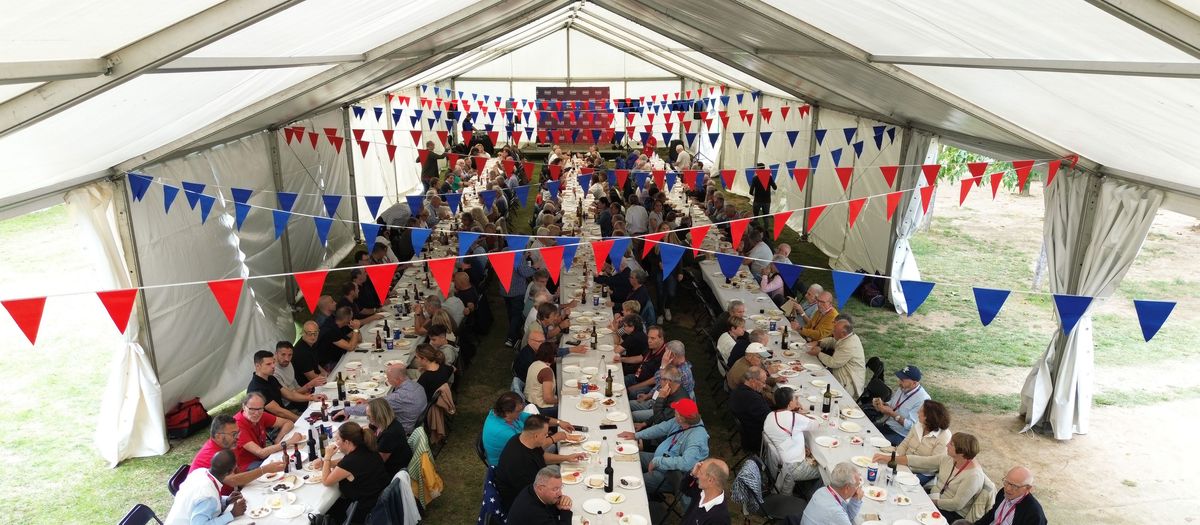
[218,430,240,437]
[303,330,319,335]
[245,406,266,412]
[1002,480,1030,489]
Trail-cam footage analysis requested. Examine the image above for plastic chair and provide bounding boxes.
[118,504,162,525]
[166,464,189,496]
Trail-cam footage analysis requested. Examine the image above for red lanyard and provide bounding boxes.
[943,460,971,488]
[826,487,844,507]
[892,386,923,411]
[994,494,1026,525]
[773,412,794,436]
[207,472,221,493]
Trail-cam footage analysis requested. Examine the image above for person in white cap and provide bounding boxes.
[726,341,768,391]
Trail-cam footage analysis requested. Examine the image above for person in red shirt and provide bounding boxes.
[642,134,658,158]
[188,414,286,494]
[233,392,302,472]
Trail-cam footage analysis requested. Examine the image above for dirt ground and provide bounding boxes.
[929,183,1200,524]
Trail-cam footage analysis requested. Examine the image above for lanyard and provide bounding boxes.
[892,385,923,411]
[826,487,844,507]
[994,494,1026,525]
[207,472,221,493]
[943,460,972,488]
[773,412,794,436]
[667,424,702,451]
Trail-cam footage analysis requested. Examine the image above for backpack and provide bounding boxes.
[165,398,210,440]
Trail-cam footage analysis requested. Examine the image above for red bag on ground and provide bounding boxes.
[165,397,210,440]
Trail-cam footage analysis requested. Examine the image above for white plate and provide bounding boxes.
[778,369,799,377]
[605,411,629,422]
[246,507,272,519]
[840,407,866,419]
[604,492,626,504]
[850,455,872,468]
[815,436,839,448]
[269,474,303,492]
[869,436,892,448]
[612,383,625,392]
[617,476,643,489]
[839,421,862,433]
[585,475,606,489]
[577,400,599,411]
[896,471,921,486]
[564,365,581,374]
[597,344,614,352]
[803,363,823,372]
[619,515,648,525]
[582,498,613,515]
[807,395,821,404]
[266,492,296,509]
[565,379,579,388]
[581,441,603,454]
[581,366,599,375]
[261,471,285,483]
[344,361,362,369]
[863,486,888,501]
[788,341,805,350]
[301,472,322,484]
[276,504,306,519]
[893,494,912,506]
[562,432,588,444]
[917,512,948,525]
[811,379,828,388]
[356,343,374,350]
[615,442,638,455]
[358,381,378,389]
[562,470,584,485]
[597,328,612,335]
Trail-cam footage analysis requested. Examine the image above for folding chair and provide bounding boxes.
[865,356,886,382]
[118,504,162,525]
[166,464,189,496]
[474,433,488,466]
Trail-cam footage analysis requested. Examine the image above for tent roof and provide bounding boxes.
[1,0,1198,211]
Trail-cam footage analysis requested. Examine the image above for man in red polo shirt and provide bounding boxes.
[188,414,286,494]
[233,392,302,472]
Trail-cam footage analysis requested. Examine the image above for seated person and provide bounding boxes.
[679,459,731,525]
[336,280,384,323]
[800,462,863,525]
[729,367,773,454]
[337,365,426,435]
[164,450,247,524]
[494,415,588,512]
[633,368,688,429]
[413,344,454,400]
[315,422,391,523]
[188,415,284,495]
[716,316,747,365]
[506,466,574,524]
[232,392,303,472]
[760,256,791,306]
[613,314,648,376]
[870,365,930,445]
[793,284,823,320]
[625,326,668,398]
[727,328,768,370]
[482,392,575,467]
[618,399,709,495]
[976,466,1048,525]
[726,342,768,391]
[247,350,324,422]
[524,342,562,418]
[364,398,414,477]
[426,324,458,365]
[272,340,326,395]
[930,433,991,522]
[313,295,336,327]
[761,388,821,495]
[712,300,745,341]
[793,291,837,341]
[352,267,383,311]
[804,319,866,399]
[872,400,952,485]
[512,328,545,392]
[315,307,362,371]
[292,321,327,380]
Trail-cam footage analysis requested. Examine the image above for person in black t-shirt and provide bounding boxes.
[292,321,325,383]
[352,268,383,311]
[337,280,384,323]
[247,350,321,422]
[627,326,667,398]
[413,344,453,400]
[494,415,551,512]
[317,422,390,523]
[366,398,413,477]
[614,314,648,377]
[506,466,573,525]
[316,307,362,371]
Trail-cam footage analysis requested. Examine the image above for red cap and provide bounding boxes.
[670,398,699,418]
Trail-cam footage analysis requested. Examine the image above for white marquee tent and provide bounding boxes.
[1,0,1197,465]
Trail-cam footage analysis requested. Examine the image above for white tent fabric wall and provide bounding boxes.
[716,90,760,195]
[134,134,290,412]
[65,182,169,467]
[681,79,721,168]
[887,131,937,315]
[349,94,404,223]
[1021,174,1163,439]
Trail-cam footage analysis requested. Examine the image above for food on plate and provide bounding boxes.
[586,475,605,488]
[563,470,583,483]
[894,495,911,505]
[850,436,864,445]
[602,398,617,406]
[579,397,597,410]
[247,507,271,519]
[866,487,886,500]
[564,433,586,443]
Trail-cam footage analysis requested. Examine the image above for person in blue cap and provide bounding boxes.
[872,365,931,446]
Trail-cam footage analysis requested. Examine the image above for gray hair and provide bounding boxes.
[727,299,743,313]
[660,368,683,383]
[807,283,824,294]
[631,269,649,285]
[534,465,561,485]
[424,294,443,310]
[743,366,765,383]
[830,462,858,489]
[836,318,854,334]
[666,340,686,357]
[749,329,770,344]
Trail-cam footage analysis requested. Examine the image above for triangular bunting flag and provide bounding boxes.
[831,270,865,309]
[658,243,685,279]
[427,257,457,297]
[361,223,380,254]
[405,195,425,216]
[591,239,615,273]
[546,180,561,201]
[1053,294,1093,335]
[1046,160,1062,187]
[852,141,864,159]
[364,263,398,305]
[610,237,631,270]
[641,232,667,258]
[1012,160,1034,190]
[480,190,497,211]
[322,195,342,218]
[972,288,1010,326]
[835,167,854,192]
[843,127,857,143]
[847,198,867,229]
[364,196,383,220]
[772,211,793,240]
[234,203,251,231]
[293,270,329,314]
[919,185,935,214]
[207,279,244,324]
[557,237,580,272]
[96,289,138,334]
[729,218,751,250]
[445,193,461,215]
[786,130,800,147]
[959,178,974,206]
[128,173,153,201]
[410,227,431,257]
[277,192,298,213]
[182,181,206,210]
[879,166,899,188]
[921,164,941,186]
[830,148,843,166]
[716,253,743,280]
[886,191,903,221]
[989,173,1004,199]
[514,185,530,207]
[759,132,772,147]
[814,129,827,145]
[540,245,565,284]
[806,205,826,233]
[899,280,935,316]
[792,168,810,192]
[488,251,517,292]
[273,209,290,239]
[162,185,179,214]
[688,225,711,256]
[808,154,820,171]
[313,217,333,247]
[720,169,736,190]
[458,231,480,258]
[732,132,745,148]
[2,297,46,344]
[1133,299,1175,342]
[776,263,803,290]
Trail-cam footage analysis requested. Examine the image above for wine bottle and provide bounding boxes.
[887,451,898,486]
[283,448,291,473]
[605,372,613,398]
[604,455,614,493]
[822,384,832,414]
[374,330,382,350]
[293,443,303,471]
[780,324,788,350]
[383,319,391,337]
[336,372,346,402]
[317,425,327,451]
[307,428,317,462]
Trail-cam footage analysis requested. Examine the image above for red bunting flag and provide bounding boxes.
[96,288,139,334]
[591,239,615,274]
[510,130,522,147]
[759,108,772,123]
[487,251,516,292]
[523,161,535,179]
[959,177,975,205]
[427,257,456,297]
[879,165,899,188]
[447,152,460,168]
[206,278,244,324]
[886,191,904,220]
[293,270,329,314]
[921,164,941,186]
[729,218,751,249]
[409,130,422,145]
[474,155,488,173]
[653,170,666,189]
[436,130,449,148]
[919,185,936,214]
[364,263,398,306]
[540,246,565,284]
[683,170,700,191]
[780,106,790,119]
[385,144,397,162]
[967,161,988,187]
[614,169,628,189]
[799,105,811,118]
[549,164,562,181]
[351,129,364,142]
[416,149,429,164]
[1012,160,1034,190]
[772,211,794,240]
[720,169,736,190]
[381,129,394,145]
[323,127,339,137]
[806,205,826,233]
[487,131,500,145]
[502,158,515,176]
[755,168,772,189]
[328,135,344,154]
[307,132,319,149]
[990,172,1004,199]
[283,127,295,144]
[2,297,46,345]
[718,111,730,127]
[792,168,810,192]
[641,232,667,257]
[835,167,854,192]
[357,140,369,157]
[847,198,867,230]
[1046,160,1062,186]
[689,225,711,255]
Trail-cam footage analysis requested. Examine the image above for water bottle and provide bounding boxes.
[580,375,590,395]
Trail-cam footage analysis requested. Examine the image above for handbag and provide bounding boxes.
[165,397,210,440]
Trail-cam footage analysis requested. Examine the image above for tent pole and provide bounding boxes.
[800,104,821,241]
[341,106,363,242]
[384,92,400,199]
[114,175,160,380]
[267,130,298,303]
[882,127,917,277]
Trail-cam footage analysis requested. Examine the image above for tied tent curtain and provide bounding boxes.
[1020,173,1163,439]
[65,182,169,467]
[886,131,935,314]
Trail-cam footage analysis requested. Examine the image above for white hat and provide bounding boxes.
[745,342,768,355]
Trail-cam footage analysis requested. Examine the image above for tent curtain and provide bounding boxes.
[65,181,168,467]
[886,132,935,314]
[1020,173,1163,439]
